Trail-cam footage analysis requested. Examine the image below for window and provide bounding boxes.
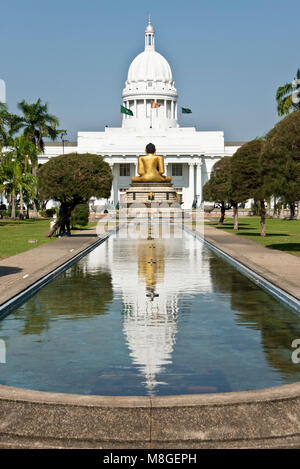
[119,164,130,177]
[172,164,183,177]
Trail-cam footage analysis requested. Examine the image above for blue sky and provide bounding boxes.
[1,0,299,141]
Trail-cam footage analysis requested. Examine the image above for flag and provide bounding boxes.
[182,107,192,114]
[151,101,162,108]
[120,105,133,116]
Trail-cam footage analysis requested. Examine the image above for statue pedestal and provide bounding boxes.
[125,182,178,208]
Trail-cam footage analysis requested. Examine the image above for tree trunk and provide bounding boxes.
[32,166,39,218]
[260,200,266,237]
[218,202,226,225]
[19,190,24,220]
[41,199,48,211]
[11,190,16,219]
[233,202,238,230]
[290,202,295,220]
[279,206,285,219]
[273,197,277,218]
[47,216,66,238]
[297,202,300,220]
[46,204,72,238]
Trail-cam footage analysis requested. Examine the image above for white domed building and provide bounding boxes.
[42,19,244,209]
[122,19,178,131]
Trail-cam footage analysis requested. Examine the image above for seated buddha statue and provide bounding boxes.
[132,143,171,183]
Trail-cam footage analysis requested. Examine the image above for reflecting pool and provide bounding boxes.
[1,225,300,396]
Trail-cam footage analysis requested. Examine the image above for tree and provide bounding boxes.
[276,68,300,117]
[0,153,36,219]
[18,98,61,217]
[0,103,23,151]
[38,153,113,237]
[231,139,267,236]
[203,156,240,229]
[18,98,60,151]
[6,136,39,218]
[261,110,300,211]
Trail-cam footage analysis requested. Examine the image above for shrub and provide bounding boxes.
[71,203,89,227]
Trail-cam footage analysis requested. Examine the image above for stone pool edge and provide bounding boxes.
[0,383,300,448]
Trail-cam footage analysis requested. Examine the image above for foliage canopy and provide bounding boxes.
[262,109,300,204]
[38,153,113,205]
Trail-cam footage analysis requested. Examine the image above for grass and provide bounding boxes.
[205,217,300,257]
[0,219,55,260]
[0,219,96,260]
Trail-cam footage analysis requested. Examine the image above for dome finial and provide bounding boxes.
[145,15,155,49]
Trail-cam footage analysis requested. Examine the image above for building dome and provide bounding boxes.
[122,19,178,130]
[145,18,155,34]
[127,50,173,85]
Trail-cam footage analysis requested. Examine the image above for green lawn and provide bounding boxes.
[205,217,300,257]
[0,219,55,260]
[0,219,96,260]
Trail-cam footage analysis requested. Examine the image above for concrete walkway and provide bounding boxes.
[0,227,104,306]
[202,224,300,301]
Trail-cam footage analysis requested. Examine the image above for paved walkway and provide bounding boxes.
[0,227,103,306]
[202,224,300,301]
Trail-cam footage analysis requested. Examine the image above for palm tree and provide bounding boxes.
[17,98,60,216]
[8,136,39,217]
[18,98,60,151]
[0,153,36,219]
[0,103,23,151]
[276,68,300,116]
[0,103,8,151]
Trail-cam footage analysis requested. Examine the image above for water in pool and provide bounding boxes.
[1,225,300,396]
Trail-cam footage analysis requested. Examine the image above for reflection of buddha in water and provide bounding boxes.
[138,240,165,293]
[132,143,171,183]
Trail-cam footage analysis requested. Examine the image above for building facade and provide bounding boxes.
[43,19,244,210]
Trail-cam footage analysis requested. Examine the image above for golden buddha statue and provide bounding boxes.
[132,143,171,183]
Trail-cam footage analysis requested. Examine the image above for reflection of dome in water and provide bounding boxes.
[123,299,178,393]
[86,228,212,393]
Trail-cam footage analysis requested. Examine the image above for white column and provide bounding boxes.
[164,160,168,177]
[164,100,167,118]
[175,102,178,121]
[189,162,195,207]
[113,164,118,207]
[109,163,114,203]
[134,100,137,118]
[196,161,202,206]
[171,100,174,119]
[144,99,147,118]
